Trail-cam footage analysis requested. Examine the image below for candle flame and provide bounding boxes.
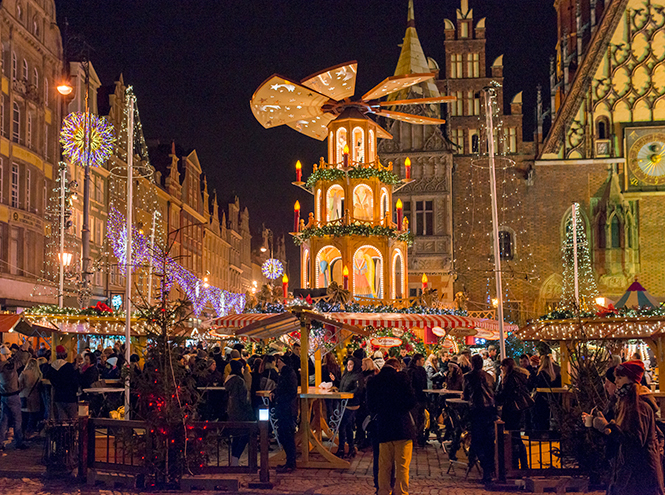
[422,273,428,284]
[282,274,289,284]
[405,157,411,167]
[396,199,403,209]
[343,144,349,155]
[294,200,300,211]
[295,160,302,170]
[343,265,349,277]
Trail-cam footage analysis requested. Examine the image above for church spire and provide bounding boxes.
[389,0,440,109]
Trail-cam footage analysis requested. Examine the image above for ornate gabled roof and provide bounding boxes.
[389,0,440,107]
[540,0,630,157]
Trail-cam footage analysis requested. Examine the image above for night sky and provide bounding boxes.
[53,0,556,276]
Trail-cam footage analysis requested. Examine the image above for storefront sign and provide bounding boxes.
[370,336,403,348]
[449,327,477,337]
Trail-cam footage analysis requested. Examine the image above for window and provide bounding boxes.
[460,21,469,38]
[33,68,38,88]
[11,165,18,208]
[25,169,30,211]
[27,114,31,148]
[0,160,3,203]
[505,127,517,153]
[336,127,347,164]
[44,77,48,105]
[32,17,39,37]
[450,54,463,78]
[467,53,480,78]
[499,230,514,260]
[450,91,463,116]
[611,216,621,248]
[451,128,464,153]
[596,117,609,140]
[415,200,434,236]
[43,178,46,213]
[22,59,27,81]
[471,131,479,154]
[12,103,19,143]
[11,52,16,81]
[0,97,4,137]
[467,91,480,115]
[16,4,22,22]
[44,124,48,160]
[352,126,364,163]
[95,175,103,203]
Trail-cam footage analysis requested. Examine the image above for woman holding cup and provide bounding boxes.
[582,360,663,495]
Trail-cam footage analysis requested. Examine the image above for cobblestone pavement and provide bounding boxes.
[0,442,604,495]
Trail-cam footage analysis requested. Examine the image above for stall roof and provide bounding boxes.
[0,314,21,333]
[516,316,665,341]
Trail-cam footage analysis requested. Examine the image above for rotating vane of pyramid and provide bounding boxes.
[250,61,455,141]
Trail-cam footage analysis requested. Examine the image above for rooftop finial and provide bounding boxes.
[407,0,415,28]
[461,0,469,15]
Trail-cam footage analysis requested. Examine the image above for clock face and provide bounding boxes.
[627,132,665,185]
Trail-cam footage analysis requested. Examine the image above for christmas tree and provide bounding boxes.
[560,203,598,311]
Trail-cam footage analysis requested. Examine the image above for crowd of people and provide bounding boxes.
[2,337,665,495]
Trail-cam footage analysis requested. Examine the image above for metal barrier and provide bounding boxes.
[495,421,581,480]
[43,418,85,477]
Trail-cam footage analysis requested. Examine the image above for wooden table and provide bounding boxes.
[83,387,124,394]
[196,386,225,391]
[257,387,353,469]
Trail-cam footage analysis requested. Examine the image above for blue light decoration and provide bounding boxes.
[111,294,123,311]
[262,258,284,280]
[107,206,246,317]
[60,112,116,168]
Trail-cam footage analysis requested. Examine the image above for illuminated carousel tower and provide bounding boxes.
[250,61,452,299]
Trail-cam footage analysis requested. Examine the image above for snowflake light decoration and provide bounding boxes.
[60,112,116,168]
[262,258,284,280]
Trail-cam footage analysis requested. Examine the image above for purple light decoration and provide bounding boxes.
[107,206,246,317]
[262,258,284,280]
[60,112,116,168]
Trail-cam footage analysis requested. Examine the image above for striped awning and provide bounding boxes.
[0,314,21,333]
[212,312,515,340]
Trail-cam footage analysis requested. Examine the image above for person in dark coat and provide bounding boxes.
[532,354,556,431]
[406,353,428,447]
[43,345,79,420]
[367,357,416,495]
[464,354,497,483]
[586,360,664,495]
[79,352,99,390]
[496,357,531,469]
[336,356,362,458]
[226,360,255,466]
[445,361,464,391]
[0,342,30,449]
[270,354,298,473]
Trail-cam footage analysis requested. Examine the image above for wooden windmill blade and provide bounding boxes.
[287,114,336,141]
[301,61,358,101]
[376,95,456,107]
[361,72,436,101]
[250,74,330,129]
[373,109,446,125]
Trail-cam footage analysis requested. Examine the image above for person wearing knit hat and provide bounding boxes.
[584,359,664,495]
[43,343,79,420]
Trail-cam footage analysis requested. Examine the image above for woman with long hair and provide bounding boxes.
[425,353,443,389]
[496,357,532,469]
[585,360,664,495]
[532,354,556,430]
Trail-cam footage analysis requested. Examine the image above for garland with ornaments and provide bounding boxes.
[540,304,665,321]
[294,223,414,246]
[305,165,401,189]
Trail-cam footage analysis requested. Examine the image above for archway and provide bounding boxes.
[353,184,373,221]
[336,128,347,164]
[326,185,344,222]
[352,126,364,163]
[353,245,383,298]
[316,246,342,288]
[302,249,310,288]
[392,249,405,299]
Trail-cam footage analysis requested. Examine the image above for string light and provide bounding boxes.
[261,259,284,280]
[294,223,413,246]
[60,112,116,168]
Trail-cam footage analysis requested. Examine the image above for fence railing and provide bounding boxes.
[495,421,581,481]
[44,417,269,486]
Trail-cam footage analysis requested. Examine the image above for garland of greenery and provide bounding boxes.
[305,166,401,189]
[24,303,122,317]
[540,305,665,321]
[293,223,414,246]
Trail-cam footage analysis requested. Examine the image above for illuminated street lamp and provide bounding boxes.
[57,81,73,96]
[58,252,73,267]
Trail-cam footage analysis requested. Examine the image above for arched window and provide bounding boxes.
[44,77,48,105]
[12,103,19,143]
[353,245,383,298]
[498,229,514,260]
[597,214,606,248]
[11,52,17,81]
[380,189,389,220]
[302,249,310,288]
[611,215,621,248]
[33,68,38,88]
[353,184,373,221]
[596,116,610,140]
[336,127,347,165]
[368,129,375,163]
[316,245,342,288]
[326,185,344,222]
[22,59,28,81]
[392,250,405,299]
[32,17,39,37]
[352,126,364,163]
[16,4,22,22]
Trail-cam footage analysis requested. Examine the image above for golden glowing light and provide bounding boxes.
[396,199,403,209]
[405,157,411,167]
[295,160,302,170]
[294,200,300,211]
[343,265,349,277]
[282,274,289,284]
[343,144,349,155]
[421,273,428,284]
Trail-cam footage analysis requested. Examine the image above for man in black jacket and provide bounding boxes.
[367,357,416,495]
[43,345,79,419]
[407,353,428,447]
[463,354,497,483]
[0,342,29,449]
[271,354,298,473]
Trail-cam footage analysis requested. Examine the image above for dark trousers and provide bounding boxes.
[469,407,496,479]
[276,416,296,467]
[0,395,23,447]
[503,409,528,469]
[338,408,357,452]
[21,411,40,436]
[412,401,426,445]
